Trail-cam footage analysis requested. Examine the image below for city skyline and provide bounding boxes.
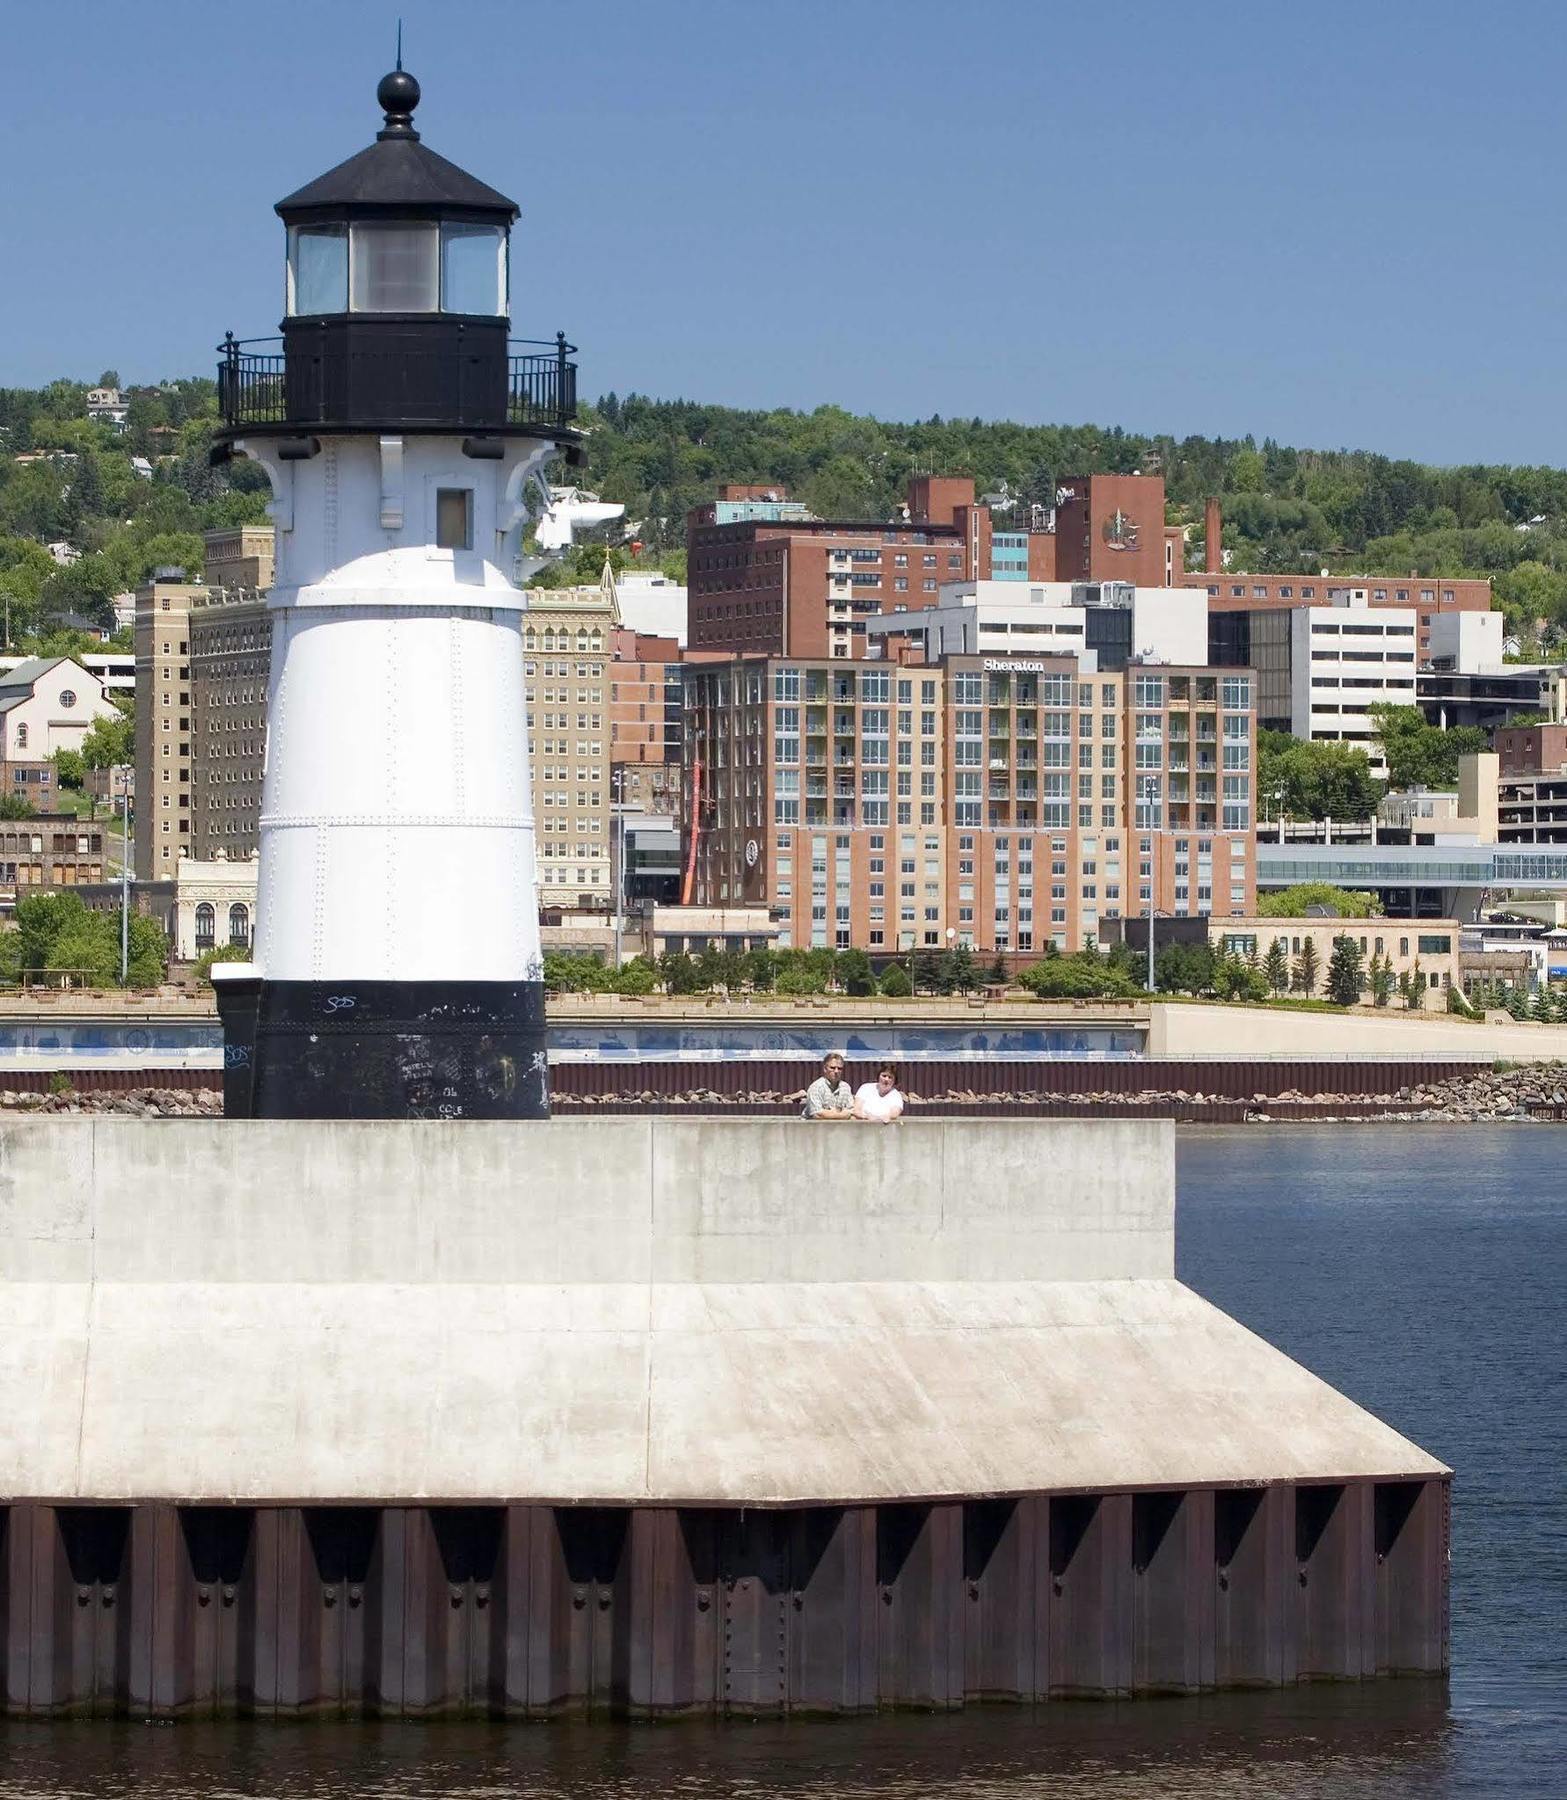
[2,0,1564,465]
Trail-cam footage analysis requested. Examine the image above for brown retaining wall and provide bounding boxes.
[0,1481,1447,1717]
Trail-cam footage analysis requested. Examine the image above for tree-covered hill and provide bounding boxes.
[6,373,1567,647]
[578,395,1567,641]
[0,373,269,645]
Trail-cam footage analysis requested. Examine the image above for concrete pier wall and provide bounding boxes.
[0,1116,1450,1712]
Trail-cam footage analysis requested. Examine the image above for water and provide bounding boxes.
[1,1124,1561,1798]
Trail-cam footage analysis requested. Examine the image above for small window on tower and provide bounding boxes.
[436,489,473,550]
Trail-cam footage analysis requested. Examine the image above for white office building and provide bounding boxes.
[1289,595,1418,775]
[864,579,1209,670]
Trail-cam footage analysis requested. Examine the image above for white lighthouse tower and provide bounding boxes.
[211,67,578,1119]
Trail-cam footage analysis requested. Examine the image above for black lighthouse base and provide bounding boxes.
[214,977,549,1120]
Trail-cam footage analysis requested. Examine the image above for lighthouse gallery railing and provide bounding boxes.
[216,331,578,432]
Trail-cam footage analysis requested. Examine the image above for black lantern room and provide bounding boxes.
[216,70,577,443]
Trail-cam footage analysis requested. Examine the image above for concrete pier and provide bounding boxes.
[0,1117,1448,1716]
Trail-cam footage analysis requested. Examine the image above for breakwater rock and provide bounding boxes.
[553,1064,1567,1123]
[0,1086,224,1117]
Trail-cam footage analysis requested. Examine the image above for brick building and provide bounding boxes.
[680,652,1255,955]
[0,814,109,910]
[687,473,1180,662]
[609,626,683,816]
[1495,723,1567,776]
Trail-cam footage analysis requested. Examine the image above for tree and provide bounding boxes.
[1404,958,1424,1009]
[1326,934,1365,1007]
[1369,705,1490,790]
[878,961,912,997]
[1368,950,1396,1008]
[774,954,825,996]
[1212,951,1268,1003]
[657,951,702,995]
[1257,883,1380,919]
[741,946,776,992]
[1263,938,1291,996]
[80,705,134,771]
[194,942,250,986]
[51,748,85,790]
[1155,942,1215,995]
[0,794,36,820]
[942,944,979,994]
[1259,731,1383,822]
[1292,938,1320,996]
[8,891,165,987]
[1018,953,1141,1000]
[692,945,736,992]
[613,956,657,995]
[910,948,946,995]
[835,947,875,996]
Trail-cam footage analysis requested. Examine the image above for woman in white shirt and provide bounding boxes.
[854,1063,905,1123]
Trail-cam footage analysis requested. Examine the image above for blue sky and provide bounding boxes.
[4,0,1561,464]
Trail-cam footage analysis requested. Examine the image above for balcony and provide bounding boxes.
[216,328,578,436]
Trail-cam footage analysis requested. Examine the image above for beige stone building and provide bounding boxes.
[134,580,203,881]
[190,526,275,860]
[523,573,616,911]
[1211,916,1461,1003]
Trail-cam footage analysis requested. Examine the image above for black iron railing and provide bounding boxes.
[217,330,578,431]
[216,335,286,425]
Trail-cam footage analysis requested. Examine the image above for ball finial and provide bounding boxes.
[376,68,421,140]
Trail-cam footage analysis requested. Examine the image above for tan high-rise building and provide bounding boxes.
[134,580,204,881]
[523,573,617,910]
[190,526,274,860]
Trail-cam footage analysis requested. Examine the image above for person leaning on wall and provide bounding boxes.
[853,1063,905,1123]
[801,1049,855,1120]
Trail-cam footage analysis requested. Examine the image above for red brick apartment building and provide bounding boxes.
[680,653,1255,954]
[1183,499,1493,664]
[686,474,1169,660]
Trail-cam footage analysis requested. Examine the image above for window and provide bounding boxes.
[194,902,215,951]
[1418,934,1452,955]
[288,224,348,313]
[351,222,439,312]
[59,689,76,709]
[228,903,250,948]
[440,222,506,314]
[436,488,473,550]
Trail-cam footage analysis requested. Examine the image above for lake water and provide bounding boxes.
[1,1124,1561,1798]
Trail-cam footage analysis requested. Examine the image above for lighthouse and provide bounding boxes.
[210,67,579,1120]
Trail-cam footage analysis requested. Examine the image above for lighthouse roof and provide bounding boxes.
[276,69,518,224]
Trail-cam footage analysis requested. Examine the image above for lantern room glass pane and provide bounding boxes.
[440,223,506,315]
[289,225,348,315]
[350,223,438,312]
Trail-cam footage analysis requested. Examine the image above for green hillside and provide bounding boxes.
[4,375,1566,649]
